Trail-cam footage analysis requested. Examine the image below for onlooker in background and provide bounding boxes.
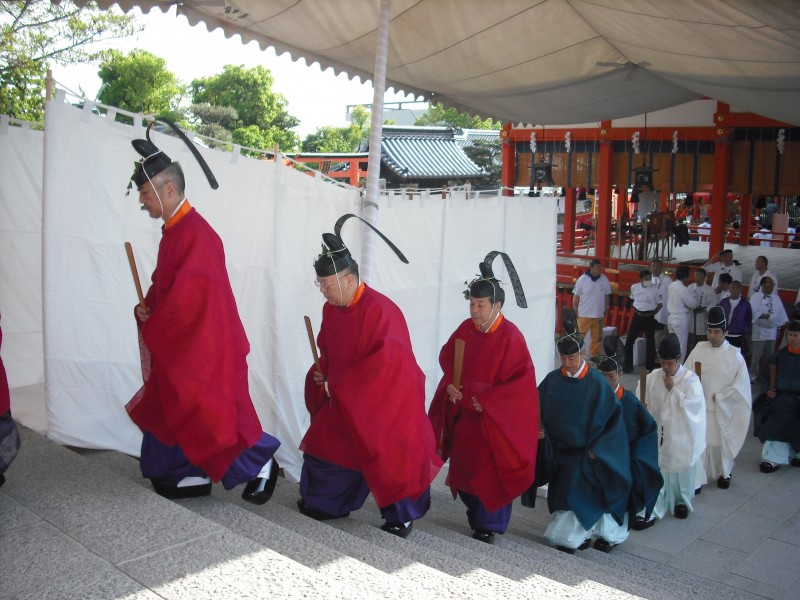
[651,260,673,348]
[749,277,789,384]
[719,281,752,352]
[686,307,751,490]
[753,224,773,248]
[697,217,711,242]
[622,269,662,373]
[747,256,778,299]
[703,249,743,290]
[666,266,698,361]
[753,321,800,473]
[711,273,732,305]
[687,268,714,354]
[573,259,611,362]
[638,334,705,524]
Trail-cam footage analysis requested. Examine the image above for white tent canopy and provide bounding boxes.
[77,0,800,126]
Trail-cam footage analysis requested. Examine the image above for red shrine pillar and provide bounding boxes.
[501,126,515,197]
[563,186,576,252]
[709,138,731,257]
[596,137,614,261]
[660,190,669,212]
[739,193,752,246]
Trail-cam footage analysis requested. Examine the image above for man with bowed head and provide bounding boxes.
[686,306,751,490]
[127,119,280,503]
[537,322,632,554]
[298,215,442,538]
[637,334,705,526]
[428,252,538,545]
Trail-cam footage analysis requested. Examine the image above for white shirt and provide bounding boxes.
[630,282,660,312]
[653,274,673,325]
[750,291,789,341]
[667,281,698,320]
[573,272,611,318]
[706,261,743,288]
[747,268,778,299]
[753,229,773,247]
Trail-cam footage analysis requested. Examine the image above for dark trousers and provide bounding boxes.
[140,430,280,490]
[300,454,431,522]
[624,312,657,369]
[457,491,513,534]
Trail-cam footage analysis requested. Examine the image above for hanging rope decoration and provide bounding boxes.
[777,129,785,155]
[530,131,537,155]
[632,131,641,154]
[672,130,679,154]
[565,131,571,153]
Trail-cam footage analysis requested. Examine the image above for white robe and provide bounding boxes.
[686,341,752,481]
[638,365,706,473]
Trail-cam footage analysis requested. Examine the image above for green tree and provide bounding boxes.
[301,104,370,153]
[462,137,502,187]
[191,64,299,153]
[415,102,500,130]
[97,49,184,122]
[0,0,137,120]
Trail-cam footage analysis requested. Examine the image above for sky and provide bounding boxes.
[50,5,422,139]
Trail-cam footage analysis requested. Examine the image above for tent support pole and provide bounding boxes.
[361,0,391,284]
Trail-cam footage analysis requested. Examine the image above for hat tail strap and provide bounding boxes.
[148,118,219,190]
[334,213,409,264]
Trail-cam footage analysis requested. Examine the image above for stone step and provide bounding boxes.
[1,427,350,599]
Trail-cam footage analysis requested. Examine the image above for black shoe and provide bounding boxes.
[577,538,592,551]
[151,478,212,499]
[296,498,347,521]
[759,461,779,473]
[0,473,5,488]
[555,545,576,554]
[381,520,413,538]
[791,458,800,468]
[717,475,731,489]
[593,538,616,553]
[631,515,656,531]
[242,460,279,505]
[674,504,689,519]
[472,530,496,544]
[694,486,702,496]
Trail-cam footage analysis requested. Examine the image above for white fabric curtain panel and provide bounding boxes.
[22,98,555,480]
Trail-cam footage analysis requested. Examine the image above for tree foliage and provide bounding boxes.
[97,49,184,121]
[301,104,371,153]
[191,64,299,153]
[0,0,137,120]
[462,137,502,187]
[415,102,500,130]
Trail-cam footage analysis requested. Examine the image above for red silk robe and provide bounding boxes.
[301,285,443,507]
[126,208,262,482]
[429,317,539,512]
[0,313,9,415]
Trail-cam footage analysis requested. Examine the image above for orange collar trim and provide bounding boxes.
[166,200,192,230]
[561,361,589,379]
[789,344,800,355]
[474,312,504,333]
[615,385,624,399]
[348,282,366,307]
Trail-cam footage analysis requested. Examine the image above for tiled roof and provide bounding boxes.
[380,128,485,180]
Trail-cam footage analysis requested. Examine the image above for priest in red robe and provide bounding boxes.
[0,311,21,488]
[298,214,443,538]
[428,252,539,544]
[125,119,280,503]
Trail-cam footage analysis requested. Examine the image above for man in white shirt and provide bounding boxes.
[622,269,662,372]
[749,277,789,384]
[703,249,743,289]
[753,225,773,248]
[709,272,732,306]
[686,307,751,490]
[667,266,699,361]
[651,259,673,348]
[747,256,778,299]
[697,218,711,242]
[687,268,714,354]
[637,334,705,523]
[573,259,611,361]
